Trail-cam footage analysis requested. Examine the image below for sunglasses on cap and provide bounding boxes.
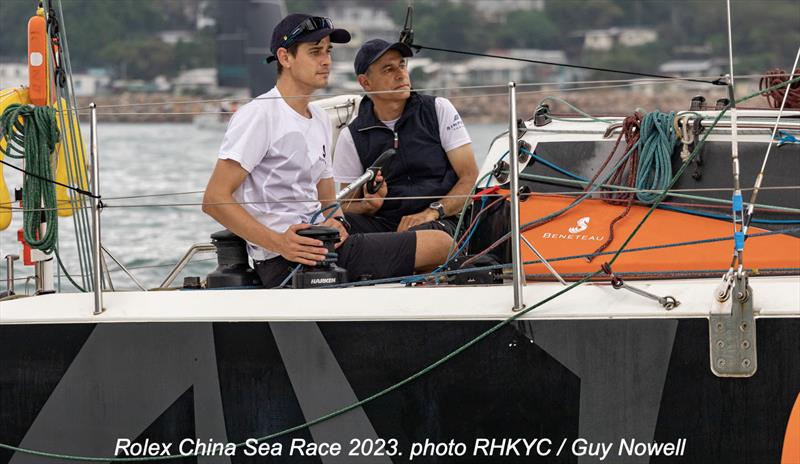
[279,16,334,49]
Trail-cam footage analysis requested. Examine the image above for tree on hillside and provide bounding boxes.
[493,11,562,50]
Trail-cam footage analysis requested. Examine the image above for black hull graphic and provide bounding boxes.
[1,318,798,463]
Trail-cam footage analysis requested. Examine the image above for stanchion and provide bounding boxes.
[508,82,525,311]
[89,102,104,315]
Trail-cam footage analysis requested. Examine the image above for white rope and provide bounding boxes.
[726,0,745,276]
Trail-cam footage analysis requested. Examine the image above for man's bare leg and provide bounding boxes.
[413,230,453,272]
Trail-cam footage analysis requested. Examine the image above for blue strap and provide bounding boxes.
[732,193,743,212]
[734,232,745,251]
[775,130,800,147]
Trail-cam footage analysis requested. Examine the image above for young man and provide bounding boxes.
[333,39,479,235]
[203,15,450,288]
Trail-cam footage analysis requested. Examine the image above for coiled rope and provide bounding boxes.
[0,103,60,254]
[760,68,800,109]
[635,111,678,204]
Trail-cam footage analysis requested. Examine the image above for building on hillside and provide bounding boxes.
[412,49,572,91]
[582,27,658,51]
[1,61,111,96]
[658,59,726,78]
[159,30,195,45]
[172,67,219,95]
[451,0,544,21]
[72,69,112,96]
[0,61,27,89]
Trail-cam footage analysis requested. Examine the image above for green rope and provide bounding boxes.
[446,170,493,259]
[2,74,799,464]
[636,111,678,203]
[55,248,86,292]
[0,103,60,254]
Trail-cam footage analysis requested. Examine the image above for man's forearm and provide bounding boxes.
[439,177,476,217]
[340,188,378,215]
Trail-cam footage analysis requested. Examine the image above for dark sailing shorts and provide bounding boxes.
[345,213,458,236]
[253,231,416,288]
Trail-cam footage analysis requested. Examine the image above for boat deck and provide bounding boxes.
[2,276,798,324]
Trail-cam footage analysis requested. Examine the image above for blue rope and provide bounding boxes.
[524,148,800,225]
[635,111,677,204]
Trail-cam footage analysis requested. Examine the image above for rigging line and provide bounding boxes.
[9,186,800,213]
[86,80,719,116]
[744,47,800,232]
[43,257,800,288]
[97,185,800,202]
[49,257,218,278]
[725,0,746,276]
[524,268,800,280]
[66,74,767,112]
[48,0,95,290]
[0,158,98,198]
[322,227,800,289]
[411,43,721,85]
[442,81,689,104]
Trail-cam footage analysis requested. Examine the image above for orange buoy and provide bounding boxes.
[28,8,49,107]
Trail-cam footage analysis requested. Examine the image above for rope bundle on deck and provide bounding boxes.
[0,103,60,254]
[760,68,800,108]
[586,110,678,259]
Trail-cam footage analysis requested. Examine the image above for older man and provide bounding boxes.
[333,39,479,235]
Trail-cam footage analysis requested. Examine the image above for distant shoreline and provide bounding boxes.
[77,83,767,124]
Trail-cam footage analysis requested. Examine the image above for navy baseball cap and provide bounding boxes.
[266,14,351,63]
[354,39,413,75]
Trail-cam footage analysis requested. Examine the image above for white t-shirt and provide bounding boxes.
[333,97,471,184]
[218,86,333,260]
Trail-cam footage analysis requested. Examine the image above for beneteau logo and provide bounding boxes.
[541,217,605,242]
[569,217,591,234]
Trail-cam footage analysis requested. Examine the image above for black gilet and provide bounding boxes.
[348,93,458,221]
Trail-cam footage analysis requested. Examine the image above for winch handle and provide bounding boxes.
[366,148,396,194]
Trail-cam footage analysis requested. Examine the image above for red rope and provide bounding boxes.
[586,112,643,261]
[760,68,800,109]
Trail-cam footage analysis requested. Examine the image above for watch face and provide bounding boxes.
[430,202,444,219]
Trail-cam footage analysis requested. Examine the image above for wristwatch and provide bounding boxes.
[429,202,445,220]
[332,215,351,232]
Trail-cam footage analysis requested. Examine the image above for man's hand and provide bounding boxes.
[320,216,349,248]
[397,208,438,232]
[362,172,388,214]
[276,224,329,266]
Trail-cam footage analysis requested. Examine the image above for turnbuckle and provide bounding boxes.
[602,263,680,310]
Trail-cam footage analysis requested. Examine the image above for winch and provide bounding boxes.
[292,226,348,288]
